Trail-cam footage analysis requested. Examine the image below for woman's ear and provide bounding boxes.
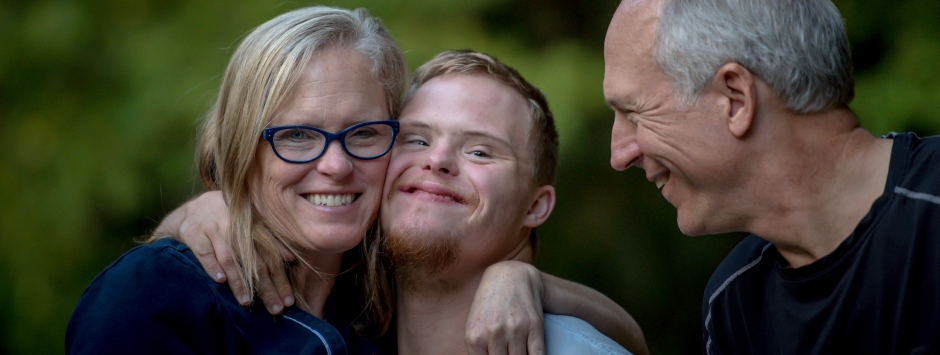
[523,185,556,228]
[711,62,756,138]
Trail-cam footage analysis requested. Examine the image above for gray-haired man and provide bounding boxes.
[603,0,939,353]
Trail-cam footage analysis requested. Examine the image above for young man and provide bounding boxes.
[159,50,647,355]
[380,50,635,355]
[604,0,939,353]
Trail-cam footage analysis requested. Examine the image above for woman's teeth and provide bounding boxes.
[306,194,355,207]
[655,174,669,189]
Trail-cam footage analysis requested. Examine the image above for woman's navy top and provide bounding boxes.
[66,238,379,355]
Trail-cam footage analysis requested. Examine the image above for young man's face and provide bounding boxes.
[381,73,542,272]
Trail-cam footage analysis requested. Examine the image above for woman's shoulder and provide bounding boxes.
[100,238,206,277]
[66,238,232,354]
[76,238,224,313]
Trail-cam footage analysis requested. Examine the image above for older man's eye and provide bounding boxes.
[470,150,489,158]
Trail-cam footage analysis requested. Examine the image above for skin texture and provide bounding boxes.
[604,0,893,268]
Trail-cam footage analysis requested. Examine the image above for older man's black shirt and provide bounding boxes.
[702,133,940,355]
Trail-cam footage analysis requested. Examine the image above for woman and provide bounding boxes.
[66,6,405,354]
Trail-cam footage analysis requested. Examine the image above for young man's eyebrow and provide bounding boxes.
[460,130,514,150]
[400,120,434,130]
[400,119,514,150]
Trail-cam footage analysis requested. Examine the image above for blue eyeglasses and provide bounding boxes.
[260,120,399,164]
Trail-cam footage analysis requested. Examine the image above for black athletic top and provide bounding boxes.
[702,133,940,355]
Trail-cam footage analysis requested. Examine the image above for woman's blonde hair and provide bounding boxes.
[197,6,405,335]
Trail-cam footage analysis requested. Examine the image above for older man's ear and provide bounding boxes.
[711,62,757,139]
[523,185,556,229]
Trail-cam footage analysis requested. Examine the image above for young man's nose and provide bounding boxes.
[424,144,459,176]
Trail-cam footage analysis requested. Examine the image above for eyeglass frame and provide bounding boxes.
[260,119,400,164]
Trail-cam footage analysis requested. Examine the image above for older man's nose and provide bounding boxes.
[610,119,642,171]
[316,141,354,179]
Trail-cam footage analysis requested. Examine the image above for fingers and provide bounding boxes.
[525,315,546,355]
[185,229,226,284]
[465,318,489,355]
[466,260,548,355]
[255,265,284,315]
[466,309,538,355]
[213,239,249,305]
[269,261,294,308]
[488,344,509,355]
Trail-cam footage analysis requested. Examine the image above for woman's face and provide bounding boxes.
[249,48,390,257]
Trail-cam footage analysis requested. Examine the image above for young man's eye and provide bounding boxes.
[398,134,429,146]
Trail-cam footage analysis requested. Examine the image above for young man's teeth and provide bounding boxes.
[307,194,355,207]
[655,174,669,189]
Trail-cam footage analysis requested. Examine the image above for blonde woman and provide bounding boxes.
[67,7,405,354]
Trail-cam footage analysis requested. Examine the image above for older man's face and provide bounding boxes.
[603,0,740,236]
[381,73,538,271]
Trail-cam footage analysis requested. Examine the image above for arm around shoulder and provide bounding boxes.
[540,271,648,355]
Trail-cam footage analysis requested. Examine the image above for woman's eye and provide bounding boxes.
[288,129,307,140]
[349,127,377,138]
[470,150,489,158]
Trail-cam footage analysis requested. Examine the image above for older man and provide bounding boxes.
[604,0,940,353]
[158,50,648,355]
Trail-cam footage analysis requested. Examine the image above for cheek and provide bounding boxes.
[472,170,522,217]
[251,163,304,203]
[383,151,418,193]
[357,155,390,186]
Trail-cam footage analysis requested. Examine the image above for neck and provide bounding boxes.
[742,107,893,267]
[396,270,481,355]
[292,252,345,318]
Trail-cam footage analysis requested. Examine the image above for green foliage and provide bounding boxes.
[0,0,936,353]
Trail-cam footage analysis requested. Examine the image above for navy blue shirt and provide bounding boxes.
[66,238,379,355]
[702,133,940,354]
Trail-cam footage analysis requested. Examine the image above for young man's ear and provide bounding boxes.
[523,185,556,228]
[711,62,756,138]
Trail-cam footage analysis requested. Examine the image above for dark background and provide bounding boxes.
[1,0,938,353]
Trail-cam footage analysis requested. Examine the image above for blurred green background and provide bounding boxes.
[1,0,938,353]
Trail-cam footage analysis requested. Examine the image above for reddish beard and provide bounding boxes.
[382,222,462,291]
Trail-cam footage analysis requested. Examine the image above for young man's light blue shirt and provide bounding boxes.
[544,314,632,355]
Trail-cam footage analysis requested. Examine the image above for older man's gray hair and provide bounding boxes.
[656,0,854,114]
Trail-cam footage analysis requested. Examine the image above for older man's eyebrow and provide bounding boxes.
[605,98,634,112]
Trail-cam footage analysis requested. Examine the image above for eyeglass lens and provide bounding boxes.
[270,123,395,161]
